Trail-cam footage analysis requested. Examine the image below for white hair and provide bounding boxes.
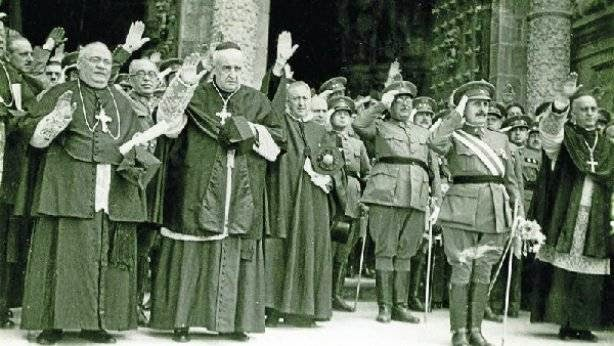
[77,42,111,63]
[212,48,244,69]
[286,81,311,98]
[129,58,158,74]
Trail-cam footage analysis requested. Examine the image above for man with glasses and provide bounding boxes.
[125,58,162,325]
[19,42,158,345]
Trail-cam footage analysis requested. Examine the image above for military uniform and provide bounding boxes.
[429,81,520,345]
[407,95,437,311]
[327,96,371,312]
[487,115,533,317]
[518,146,542,210]
[318,76,347,101]
[354,81,441,324]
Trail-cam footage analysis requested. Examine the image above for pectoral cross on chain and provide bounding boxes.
[587,156,598,173]
[216,106,232,125]
[95,107,113,134]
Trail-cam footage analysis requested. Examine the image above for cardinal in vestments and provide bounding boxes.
[530,74,613,342]
[149,45,284,342]
[17,42,158,345]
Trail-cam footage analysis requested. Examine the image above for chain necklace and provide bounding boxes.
[77,79,122,140]
[583,130,599,173]
[212,81,239,125]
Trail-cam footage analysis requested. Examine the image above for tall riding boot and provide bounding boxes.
[375,271,393,323]
[468,283,493,346]
[408,255,425,311]
[332,261,354,312]
[391,271,420,323]
[449,284,470,346]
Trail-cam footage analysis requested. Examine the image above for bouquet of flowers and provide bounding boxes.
[515,217,546,256]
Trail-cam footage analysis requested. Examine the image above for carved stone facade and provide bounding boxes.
[429,0,492,107]
[526,0,572,114]
[571,0,614,113]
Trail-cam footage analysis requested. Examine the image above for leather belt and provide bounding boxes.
[452,175,505,185]
[378,156,429,174]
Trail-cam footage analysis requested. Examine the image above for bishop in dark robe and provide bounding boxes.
[149,45,284,342]
[18,42,158,345]
[530,88,613,342]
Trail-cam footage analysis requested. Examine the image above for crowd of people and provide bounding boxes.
[0,16,612,346]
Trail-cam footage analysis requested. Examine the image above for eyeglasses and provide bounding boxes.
[131,70,158,79]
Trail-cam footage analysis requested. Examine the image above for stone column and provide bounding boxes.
[488,0,529,108]
[526,0,572,114]
[178,0,270,89]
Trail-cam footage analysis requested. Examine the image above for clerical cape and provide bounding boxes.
[530,123,613,330]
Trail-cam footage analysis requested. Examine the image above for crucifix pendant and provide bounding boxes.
[216,107,232,125]
[587,154,598,173]
[95,107,112,134]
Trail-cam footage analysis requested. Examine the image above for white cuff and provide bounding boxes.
[30,111,70,148]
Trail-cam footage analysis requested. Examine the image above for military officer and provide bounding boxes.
[486,102,505,131]
[503,115,538,211]
[505,102,525,119]
[319,76,347,101]
[527,123,542,151]
[429,80,521,345]
[484,115,534,318]
[353,81,441,324]
[407,95,436,311]
[327,95,371,312]
[412,96,436,129]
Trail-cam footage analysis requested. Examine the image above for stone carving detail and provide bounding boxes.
[429,0,491,107]
[527,0,572,114]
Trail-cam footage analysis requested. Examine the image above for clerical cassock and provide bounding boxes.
[264,75,334,324]
[19,78,156,332]
[149,70,284,335]
[0,57,44,327]
[530,105,613,334]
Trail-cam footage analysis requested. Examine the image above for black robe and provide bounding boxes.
[150,80,284,333]
[263,73,335,320]
[529,124,613,330]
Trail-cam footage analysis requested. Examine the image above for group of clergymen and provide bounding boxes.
[0,19,612,347]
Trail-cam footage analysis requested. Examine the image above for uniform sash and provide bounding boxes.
[452,130,505,176]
